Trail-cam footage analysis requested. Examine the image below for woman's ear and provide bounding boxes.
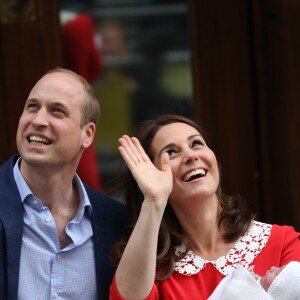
[82,122,96,149]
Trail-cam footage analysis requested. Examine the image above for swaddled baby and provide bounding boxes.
[208,261,300,300]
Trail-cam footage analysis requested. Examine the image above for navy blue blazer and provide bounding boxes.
[0,155,128,300]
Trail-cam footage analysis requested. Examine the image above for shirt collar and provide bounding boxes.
[13,157,92,215]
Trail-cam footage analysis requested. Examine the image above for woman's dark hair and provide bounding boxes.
[111,114,255,280]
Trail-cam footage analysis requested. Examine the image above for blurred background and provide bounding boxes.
[81,0,194,190]
[0,0,300,231]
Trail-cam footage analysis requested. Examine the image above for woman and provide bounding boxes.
[110,115,300,299]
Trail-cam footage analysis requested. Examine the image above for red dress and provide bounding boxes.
[110,221,300,299]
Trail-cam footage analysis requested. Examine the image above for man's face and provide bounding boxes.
[16,72,93,173]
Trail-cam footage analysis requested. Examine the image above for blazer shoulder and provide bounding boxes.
[85,185,128,218]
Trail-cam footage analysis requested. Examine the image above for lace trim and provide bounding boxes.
[174,221,272,276]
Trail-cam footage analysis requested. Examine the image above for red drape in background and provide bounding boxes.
[61,12,102,190]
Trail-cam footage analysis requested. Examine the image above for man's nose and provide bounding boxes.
[31,108,49,126]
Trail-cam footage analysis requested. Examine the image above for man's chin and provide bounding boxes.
[20,153,50,167]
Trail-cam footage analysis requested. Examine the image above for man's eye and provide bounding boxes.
[27,103,38,109]
[54,108,66,115]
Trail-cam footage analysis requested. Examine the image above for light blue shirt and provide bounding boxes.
[13,158,97,300]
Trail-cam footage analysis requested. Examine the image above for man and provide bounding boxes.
[0,68,127,300]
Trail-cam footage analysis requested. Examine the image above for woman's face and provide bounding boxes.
[151,122,219,206]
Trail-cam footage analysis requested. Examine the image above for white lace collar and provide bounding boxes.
[174,221,272,276]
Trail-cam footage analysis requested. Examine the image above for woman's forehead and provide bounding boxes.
[151,122,202,153]
[154,122,201,141]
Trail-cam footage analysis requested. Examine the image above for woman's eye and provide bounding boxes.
[192,140,204,147]
[166,149,177,156]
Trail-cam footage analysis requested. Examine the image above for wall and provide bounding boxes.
[188,0,300,230]
[0,0,62,162]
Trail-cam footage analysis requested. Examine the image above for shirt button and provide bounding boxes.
[54,292,58,298]
[32,200,38,205]
[45,217,51,223]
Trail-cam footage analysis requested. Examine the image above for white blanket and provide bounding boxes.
[208,265,273,300]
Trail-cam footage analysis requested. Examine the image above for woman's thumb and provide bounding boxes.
[160,152,171,173]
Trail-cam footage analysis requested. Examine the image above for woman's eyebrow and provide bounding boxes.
[158,134,202,156]
[188,134,202,140]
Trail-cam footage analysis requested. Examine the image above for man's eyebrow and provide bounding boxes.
[158,134,202,156]
[24,99,69,112]
[25,97,38,103]
[23,98,39,108]
[51,101,67,108]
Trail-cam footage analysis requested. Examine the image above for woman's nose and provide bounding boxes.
[183,150,199,163]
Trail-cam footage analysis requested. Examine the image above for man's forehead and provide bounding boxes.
[41,71,81,84]
[31,73,82,94]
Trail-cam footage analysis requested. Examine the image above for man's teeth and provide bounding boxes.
[183,169,206,182]
[29,136,50,145]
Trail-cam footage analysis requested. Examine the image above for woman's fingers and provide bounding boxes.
[119,135,144,165]
[131,137,151,162]
[118,135,173,202]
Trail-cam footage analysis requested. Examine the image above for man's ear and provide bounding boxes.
[82,122,96,149]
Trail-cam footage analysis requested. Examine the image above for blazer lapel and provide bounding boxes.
[0,156,24,299]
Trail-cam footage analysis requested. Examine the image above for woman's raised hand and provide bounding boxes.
[118,135,173,206]
[116,135,173,298]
